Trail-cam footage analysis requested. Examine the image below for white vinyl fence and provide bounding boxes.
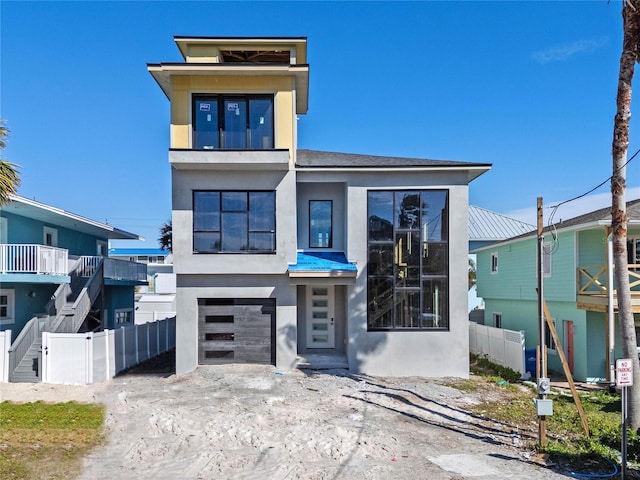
[41,317,176,385]
[469,321,527,377]
[0,330,11,382]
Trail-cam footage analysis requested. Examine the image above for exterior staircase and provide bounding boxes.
[8,257,104,382]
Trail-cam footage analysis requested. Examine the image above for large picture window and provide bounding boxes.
[193,95,274,150]
[193,191,276,253]
[367,190,449,330]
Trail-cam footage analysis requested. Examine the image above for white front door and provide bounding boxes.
[306,286,335,348]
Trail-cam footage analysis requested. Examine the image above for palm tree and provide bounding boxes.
[611,0,640,430]
[158,219,172,252]
[0,120,20,205]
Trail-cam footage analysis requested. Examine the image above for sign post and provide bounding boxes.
[617,358,633,479]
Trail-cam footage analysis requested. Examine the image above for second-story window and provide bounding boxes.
[309,200,332,248]
[193,191,276,254]
[193,95,274,150]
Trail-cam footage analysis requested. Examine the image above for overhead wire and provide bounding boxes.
[543,146,640,255]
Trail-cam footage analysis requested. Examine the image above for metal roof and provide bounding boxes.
[472,198,640,251]
[109,248,169,257]
[468,205,535,242]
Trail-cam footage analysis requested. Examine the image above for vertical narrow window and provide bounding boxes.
[309,200,332,248]
[223,99,248,149]
[491,253,499,273]
[249,98,274,149]
[543,243,552,277]
[545,318,557,352]
[193,97,219,149]
[493,312,502,329]
[43,226,58,247]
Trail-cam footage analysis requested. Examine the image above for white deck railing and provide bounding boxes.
[0,244,68,275]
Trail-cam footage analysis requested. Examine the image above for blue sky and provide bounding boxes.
[1,0,637,247]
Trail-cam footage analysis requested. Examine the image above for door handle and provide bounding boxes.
[331,318,334,326]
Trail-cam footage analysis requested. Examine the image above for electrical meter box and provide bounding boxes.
[536,399,553,416]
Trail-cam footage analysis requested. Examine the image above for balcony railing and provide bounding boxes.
[577,264,640,296]
[78,256,146,283]
[0,244,68,275]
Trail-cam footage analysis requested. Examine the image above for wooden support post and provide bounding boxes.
[542,297,590,438]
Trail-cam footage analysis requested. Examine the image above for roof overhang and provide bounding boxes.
[173,36,308,64]
[147,63,309,114]
[2,195,142,240]
[295,164,491,183]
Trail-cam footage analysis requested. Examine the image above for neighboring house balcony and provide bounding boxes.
[577,264,640,312]
[82,256,148,286]
[169,148,290,171]
[0,244,147,286]
[0,244,69,283]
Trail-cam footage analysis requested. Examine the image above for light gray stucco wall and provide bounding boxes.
[171,168,297,275]
[171,162,299,375]
[340,172,470,377]
[175,274,297,375]
[295,182,346,250]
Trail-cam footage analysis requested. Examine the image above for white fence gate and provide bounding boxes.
[41,317,176,385]
[0,330,10,382]
[469,321,527,377]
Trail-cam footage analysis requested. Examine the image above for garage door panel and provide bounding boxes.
[198,299,275,365]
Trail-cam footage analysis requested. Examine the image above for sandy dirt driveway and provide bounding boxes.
[23,363,571,480]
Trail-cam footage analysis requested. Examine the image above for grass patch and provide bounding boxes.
[468,354,639,474]
[0,401,105,480]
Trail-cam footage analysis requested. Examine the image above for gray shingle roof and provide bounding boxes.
[296,149,490,169]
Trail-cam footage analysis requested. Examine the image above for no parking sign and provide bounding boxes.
[617,358,634,388]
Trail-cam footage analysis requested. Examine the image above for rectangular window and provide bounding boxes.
[543,243,552,277]
[491,253,499,273]
[193,191,276,253]
[493,312,502,329]
[115,309,132,325]
[193,95,274,150]
[0,290,15,325]
[545,318,557,353]
[309,200,332,248]
[367,190,449,330]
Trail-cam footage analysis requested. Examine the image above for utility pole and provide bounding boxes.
[537,197,549,447]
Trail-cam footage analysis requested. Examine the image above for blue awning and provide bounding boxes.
[288,251,357,277]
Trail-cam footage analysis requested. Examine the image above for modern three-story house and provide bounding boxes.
[148,36,491,377]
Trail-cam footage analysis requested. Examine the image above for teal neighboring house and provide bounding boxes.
[1,194,147,382]
[473,199,640,383]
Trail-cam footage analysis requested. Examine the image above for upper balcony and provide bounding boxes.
[169,148,291,171]
[0,244,147,285]
[577,264,640,312]
[0,244,69,283]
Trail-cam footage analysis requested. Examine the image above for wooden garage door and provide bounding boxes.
[198,298,275,365]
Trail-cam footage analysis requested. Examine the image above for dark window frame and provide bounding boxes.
[309,200,333,248]
[193,190,276,254]
[367,189,449,331]
[192,94,274,150]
